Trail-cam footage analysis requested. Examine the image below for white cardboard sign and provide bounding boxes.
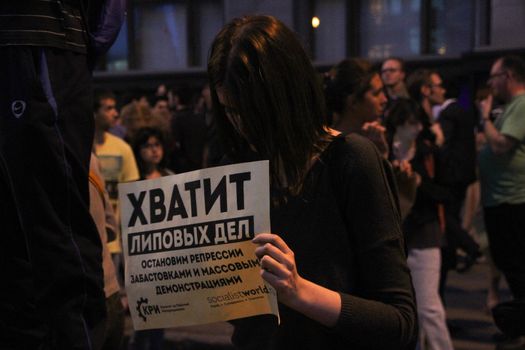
[118,161,279,330]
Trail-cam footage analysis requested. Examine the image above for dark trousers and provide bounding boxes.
[103,292,125,350]
[484,203,525,299]
[0,47,105,349]
[439,184,480,301]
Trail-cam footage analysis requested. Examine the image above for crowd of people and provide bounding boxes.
[89,19,525,350]
[1,3,524,350]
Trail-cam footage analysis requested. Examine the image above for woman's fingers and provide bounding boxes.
[252,233,299,297]
[259,253,291,279]
[254,241,295,271]
[253,233,292,254]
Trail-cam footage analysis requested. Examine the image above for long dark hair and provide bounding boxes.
[384,98,426,159]
[208,15,332,195]
[406,69,434,105]
[325,58,376,116]
[132,127,168,179]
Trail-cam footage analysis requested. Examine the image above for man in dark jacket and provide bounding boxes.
[434,81,479,299]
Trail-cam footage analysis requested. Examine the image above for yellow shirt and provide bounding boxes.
[95,132,139,253]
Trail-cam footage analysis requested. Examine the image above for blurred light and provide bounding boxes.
[438,46,446,55]
[311,16,320,28]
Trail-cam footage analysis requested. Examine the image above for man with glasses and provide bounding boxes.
[479,56,525,339]
[433,79,479,300]
[381,57,409,101]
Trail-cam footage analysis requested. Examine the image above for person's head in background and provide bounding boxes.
[488,55,525,103]
[208,15,331,195]
[384,98,424,159]
[407,69,446,120]
[171,85,195,112]
[148,95,173,136]
[120,91,150,109]
[381,57,408,99]
[132,127,171,180]
[119,101,153,142]
[94,90,119,132]
[192,83,212,114]
[325,58,387,133]
[150,95,170,116]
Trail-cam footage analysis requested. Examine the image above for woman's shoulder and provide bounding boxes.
[326,134,382,166]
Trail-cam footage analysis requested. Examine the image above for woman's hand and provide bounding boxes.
[361,121,389,159]
[430,123,445,147]
[252,233,303,306]
[252,233,341,327]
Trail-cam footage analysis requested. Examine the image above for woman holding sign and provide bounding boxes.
[208,15,417,349]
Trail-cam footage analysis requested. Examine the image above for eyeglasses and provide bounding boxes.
[428,82,444,89]
[488,71,508,81]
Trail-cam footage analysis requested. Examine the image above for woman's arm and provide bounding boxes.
[335,135,417,347]
[252,233,341,327]
[253,135,417,348]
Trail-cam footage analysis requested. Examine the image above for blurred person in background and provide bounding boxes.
[386,98,454,350]
[381,57,410,101]
[432,78,479,307]
[325,58,389,157]
[89,154,125,350]
[406,69,446,148]
[170,86,207,173]
[94,90,140,292]
[326,58,418,220]
[132,127,174,180]
[479,55,525,341]
[464,86,504,312]
[128,126,175,350]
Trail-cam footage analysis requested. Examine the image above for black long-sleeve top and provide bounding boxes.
[403,130,450,249]
[436,101,476,187]
[231,135,417,350]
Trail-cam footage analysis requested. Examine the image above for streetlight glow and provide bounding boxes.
[312,16,320,28]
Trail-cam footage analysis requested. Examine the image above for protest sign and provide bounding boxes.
[119,161,279,330]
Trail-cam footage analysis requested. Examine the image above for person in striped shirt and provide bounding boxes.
[0,1,124,349]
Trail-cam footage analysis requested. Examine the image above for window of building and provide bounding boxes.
[489,0,525,49]
[427,0,474,56]
[313,0,347,63]
[360,0,421,59]
[105,22,129,71]
[133,2,188,70]
[196,1,224,66]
